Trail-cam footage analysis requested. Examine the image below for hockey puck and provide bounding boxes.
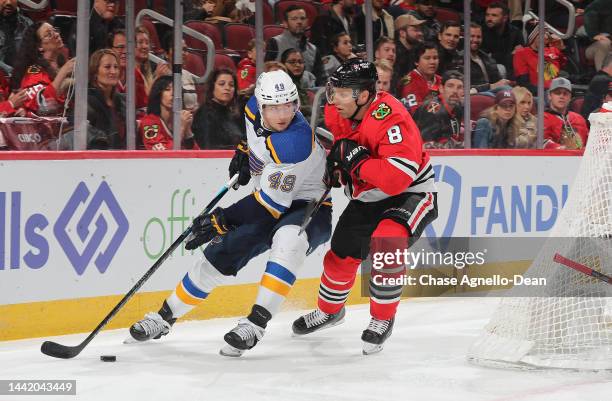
[100,355,116,362]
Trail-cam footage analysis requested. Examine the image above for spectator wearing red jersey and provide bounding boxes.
[543,77,589,149]
[0,68,27,116]
[513,24,567,95]
[236,39,257,98]
[140,75,198,151]
[398,42,441,114]
[10,21,76,116]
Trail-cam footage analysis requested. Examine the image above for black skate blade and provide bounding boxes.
[41,341,83,359]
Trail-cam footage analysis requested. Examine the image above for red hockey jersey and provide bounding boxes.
[398,69,441,114]
[19,65,63,115]
[139,114,199,150]
[326,91,436,202]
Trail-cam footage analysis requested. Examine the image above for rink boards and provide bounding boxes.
[0,150,582,340]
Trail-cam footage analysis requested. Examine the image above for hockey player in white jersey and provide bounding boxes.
[127,70,331,357]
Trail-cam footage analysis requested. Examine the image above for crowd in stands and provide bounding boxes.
[0,0,611,151]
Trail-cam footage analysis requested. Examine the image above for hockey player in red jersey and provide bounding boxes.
[293,59,438,354]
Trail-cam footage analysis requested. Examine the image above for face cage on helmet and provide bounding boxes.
[325,82,362,104]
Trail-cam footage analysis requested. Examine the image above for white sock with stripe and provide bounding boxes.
[255,225,308,316]
[166,254,227,318]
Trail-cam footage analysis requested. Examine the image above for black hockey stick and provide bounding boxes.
[553,253,612,285]
[299,185,332,235]
[41,175,239,359]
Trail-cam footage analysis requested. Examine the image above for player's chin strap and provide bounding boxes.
[349,89,376,121]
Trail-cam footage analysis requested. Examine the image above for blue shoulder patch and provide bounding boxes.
[265,114,313,164]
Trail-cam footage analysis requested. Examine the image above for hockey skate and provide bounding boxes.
[220,318,266,357]
[125,302,176,343]
[292,307,345,336]
[361,317,394,355]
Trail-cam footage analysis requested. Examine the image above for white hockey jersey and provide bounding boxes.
[244,96,328,218]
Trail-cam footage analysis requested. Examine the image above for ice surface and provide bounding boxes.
[0,298,610,401]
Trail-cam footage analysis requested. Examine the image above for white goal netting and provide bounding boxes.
[467,111,612,370]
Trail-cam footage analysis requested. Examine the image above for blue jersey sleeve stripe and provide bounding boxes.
[182,274,208,299]
[258,189,287,212]
[265,261,297,285]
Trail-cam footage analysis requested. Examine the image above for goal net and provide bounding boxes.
[467,111,612,370]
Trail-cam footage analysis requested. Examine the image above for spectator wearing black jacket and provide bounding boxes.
[68,0,124,56]
[583,0,612,71]
[310,0,356,57]
[581,53,612,119]
[353,0,394,44]
[458,23,511,95]
[87,49,126,149]
[408,0,441,43]
[0,0,33,73]
[481,2,523,79]
[413,70,465,149]
[394,14,425,80]
[437,21,461,75]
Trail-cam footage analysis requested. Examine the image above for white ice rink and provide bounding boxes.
[1,298,610,401]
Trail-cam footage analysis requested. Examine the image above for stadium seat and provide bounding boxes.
[435,7,461,24]
[470,94,496,121]
[274,0,319,27]
[224,23,256,57]
[184,52,206,78]
[570,96,584,114]
[264,25,286,41]
[262,1,275,25]
[213,53,237,73]
[184,21,223,51]
[51,0,77,13]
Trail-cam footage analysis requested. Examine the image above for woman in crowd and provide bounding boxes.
[135,26,155,101]
[10,21,76,116]
[473,89,517,148]
[87,48,126,149]
[508,86,537,148]
[281,48,315,121]
[192,68,244,149]
[139,75,198,150]
[321,33,355,81]
[109,29,149,111]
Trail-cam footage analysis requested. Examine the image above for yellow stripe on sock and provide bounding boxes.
[175,282,203,306]
[260,274,292,297]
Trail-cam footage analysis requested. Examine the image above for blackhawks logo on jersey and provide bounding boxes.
[372,102,391,120]
[240,68,249,79]
[144,124,159,139]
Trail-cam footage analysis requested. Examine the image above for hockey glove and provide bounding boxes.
[185,207,232,250]
[327,139,371,181]
[228,140,251,188]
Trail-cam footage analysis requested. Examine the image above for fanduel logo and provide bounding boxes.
[0,182,129,275]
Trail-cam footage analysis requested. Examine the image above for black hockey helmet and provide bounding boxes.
[327,58,377,96]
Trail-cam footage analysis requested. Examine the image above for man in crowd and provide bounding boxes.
[481,1,523,79]
[408,0,440,43]
[412,70,464,148]
[581,53,612,119]
[310,0,356,57]
[543,77,589,149]
[399,42,441,114]
[69,0,124,55]
[437,21,461,75]
[458,22,511,95]
[354,0,395,44]
[265,5,325,85]
[374,36,396,69]
[0,0,33,74]
[394,14,425,80]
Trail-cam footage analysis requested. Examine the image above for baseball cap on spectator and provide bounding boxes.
[495,89,516,106]
[395,14,425,31]
[549,77,572,93]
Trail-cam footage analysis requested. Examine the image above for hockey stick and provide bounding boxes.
[315,127,334,150]
[41,175,239,359]
[553,253,612,285]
